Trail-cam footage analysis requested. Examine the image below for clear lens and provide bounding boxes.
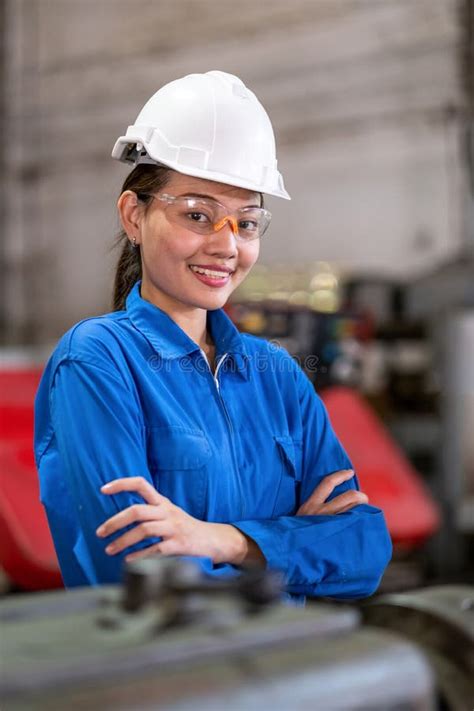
[237,207,271,239]
[171,198,219,233]
[149,194,271,239]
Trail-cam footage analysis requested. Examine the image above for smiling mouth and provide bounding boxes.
[189,265,235,278]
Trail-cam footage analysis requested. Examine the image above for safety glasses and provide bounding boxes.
[138,193,272,241]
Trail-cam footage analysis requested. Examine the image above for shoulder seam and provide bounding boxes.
[63,313,128,359]
[51,357,132,389]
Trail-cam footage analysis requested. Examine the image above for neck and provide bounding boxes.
[140,281,211,351]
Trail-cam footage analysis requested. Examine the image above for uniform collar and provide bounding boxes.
[125,281,249,376]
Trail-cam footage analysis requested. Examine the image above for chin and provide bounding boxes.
[191,293,230,310]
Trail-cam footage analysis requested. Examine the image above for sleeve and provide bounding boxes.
[231,366,393,600]
[48,358,161,585]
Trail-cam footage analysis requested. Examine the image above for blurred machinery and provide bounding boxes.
[228,257,474,585]
[2,556,472,711]
[405,256,474,580]
[0,257,472,592]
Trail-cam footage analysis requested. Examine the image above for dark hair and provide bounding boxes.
[112,164,172,310]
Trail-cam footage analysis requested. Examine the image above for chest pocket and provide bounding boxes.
[146,426,212,520]
[271,436,303,517]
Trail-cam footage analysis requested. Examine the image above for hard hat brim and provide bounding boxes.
[111,136,291,201]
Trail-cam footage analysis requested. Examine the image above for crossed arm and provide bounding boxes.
[96,469,369,566]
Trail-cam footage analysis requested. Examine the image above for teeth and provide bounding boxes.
[190,266,231,278]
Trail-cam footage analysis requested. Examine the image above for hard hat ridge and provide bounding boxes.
[111,70,290,200]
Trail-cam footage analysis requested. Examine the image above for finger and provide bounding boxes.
[104,520,173,555]
[125,542,163,562]
[297,489,368,516]
[316,490,369,516]
[303,470,354,507]
[100,477,165,506]
[96,504,165,538]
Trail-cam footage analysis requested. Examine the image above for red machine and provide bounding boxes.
[321,386,440,548]
[0,369,63,590]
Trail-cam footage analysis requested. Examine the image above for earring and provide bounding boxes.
[130,236,137,248]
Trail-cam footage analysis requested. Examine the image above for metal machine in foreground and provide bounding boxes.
[1,558,471,710]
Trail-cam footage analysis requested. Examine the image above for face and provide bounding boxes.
[134,172,261,315]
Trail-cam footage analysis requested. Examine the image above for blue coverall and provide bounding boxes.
[34,281,392,596]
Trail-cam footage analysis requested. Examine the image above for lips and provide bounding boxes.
[189,264,235,277]
[188,264,234,288]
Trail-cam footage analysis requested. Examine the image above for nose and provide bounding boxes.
[205,217,238,257]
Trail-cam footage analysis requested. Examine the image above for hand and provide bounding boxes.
[297,469,368,516]
[96,476,258,565]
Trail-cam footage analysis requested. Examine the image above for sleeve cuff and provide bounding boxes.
[232,519,289,578]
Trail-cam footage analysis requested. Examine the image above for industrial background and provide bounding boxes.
[0,1,473,708]
[1,0,471,342]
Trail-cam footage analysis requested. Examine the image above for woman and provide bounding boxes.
[34,71,392,596]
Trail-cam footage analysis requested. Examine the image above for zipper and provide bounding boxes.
[199,350,245,518]
[213,353,226,392]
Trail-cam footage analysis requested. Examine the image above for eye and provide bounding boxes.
[187,211,211,224]
[238,219,259,232]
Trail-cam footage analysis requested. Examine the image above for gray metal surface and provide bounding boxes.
[1,587,358,696]
[0,561,435,711]
[1,603,434,711]
[363,585,474,711]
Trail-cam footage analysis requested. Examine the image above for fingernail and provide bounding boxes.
[105,544,116,554]
[96,526,105,537]
[101,483,112,491]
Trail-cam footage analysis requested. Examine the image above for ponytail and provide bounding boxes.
[112,238,142,311]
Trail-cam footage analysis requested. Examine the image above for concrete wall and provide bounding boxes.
[1,0,469,343]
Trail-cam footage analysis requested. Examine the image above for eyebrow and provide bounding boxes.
[179,192,261,208]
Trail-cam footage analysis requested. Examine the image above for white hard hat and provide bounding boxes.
[111,70,290,200]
